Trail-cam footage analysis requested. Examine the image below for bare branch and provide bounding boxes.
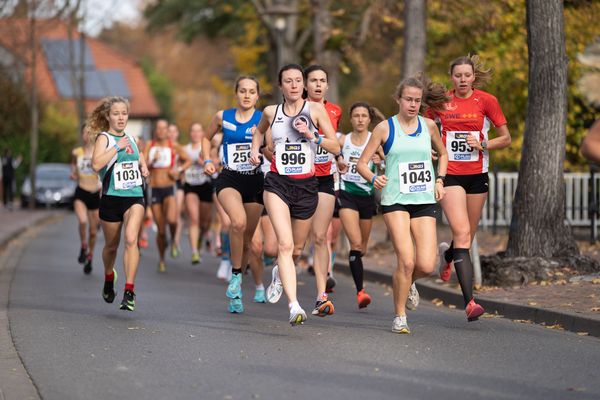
[356,2,374,47]
[294,26,311,53]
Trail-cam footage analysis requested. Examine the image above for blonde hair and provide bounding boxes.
[394,72,449,112]
[87,96,130,135]
[449,54,493,89]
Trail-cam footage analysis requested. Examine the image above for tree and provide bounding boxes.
[401,0,426,79]
[505,0,578,257]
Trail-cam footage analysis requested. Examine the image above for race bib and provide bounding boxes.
[446,131,479,162]
[344,156,367,183]
[113,160,142,190]
[149,147,172,168]
[226,143,254,172]
[77,156,94,176]
[184,164,207,185]
[275,142,313,176]
[398,160,433,194]
[314,138,332,164]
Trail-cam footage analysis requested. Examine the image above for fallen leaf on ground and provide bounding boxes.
[127,327,140,330]
[528,301,538,306]
[577,332,589,336]
[592,278,600,284]
[482,313,502,318]
[545,324,565,330]
[590,307,600,312]
[431,298,443,306]
[448,304,456,309]
[513,319,533,324]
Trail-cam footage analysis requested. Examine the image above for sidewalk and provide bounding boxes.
[0,205,65,250]
[336,215,600,337]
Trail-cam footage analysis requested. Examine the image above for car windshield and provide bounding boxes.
[36,166,71,181]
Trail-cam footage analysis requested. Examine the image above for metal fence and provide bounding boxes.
[479,171,600,233]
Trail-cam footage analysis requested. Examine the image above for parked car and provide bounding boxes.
[21,163,77,208]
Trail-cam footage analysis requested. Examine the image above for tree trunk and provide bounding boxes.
[401,0,427,79]
[311,0,340,104]
[28,8,38,210]
[505,0,578,257]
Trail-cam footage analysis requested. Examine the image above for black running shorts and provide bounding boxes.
[381,203,438,219]
[214,168,264,204]
[74,186,100,210]
[151,186,175,205]
[317,174,335,196]
[99,195,145,222]
[337,190,376,219]
[184,182,213,203]
[264,172,318,220]
[445,173,489,194]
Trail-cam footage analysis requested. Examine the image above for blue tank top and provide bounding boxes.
[221,108,262,173]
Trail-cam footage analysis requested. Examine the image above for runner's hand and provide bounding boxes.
[204,161,216,175]
[435,181,445,201]
[140,164,149,178]
[250,150,262,166]
[373,175,388,190]
[466,134,482,151]
[431,150,439,161]
[116,136,129,151]
[337,158,348,174]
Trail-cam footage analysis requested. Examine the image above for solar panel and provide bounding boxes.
[50,69,130,99]
[42,39,131,100]
[42,39,95,69]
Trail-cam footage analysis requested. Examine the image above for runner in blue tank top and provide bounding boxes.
[203,76,266,313]
[91,96,150,312]
[357,75,448,334]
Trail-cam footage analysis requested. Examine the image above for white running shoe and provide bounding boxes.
[266,264,283,304]
[392,316,410,334]
[217,259,231,280]
[289,306,307,326]
[406,283,420,311]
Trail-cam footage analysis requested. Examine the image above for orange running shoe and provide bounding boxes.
[139,238,148,249]
[438,242,452,282]
[466,299,485,322]
[357,289,372,309]
[311,294,334,317]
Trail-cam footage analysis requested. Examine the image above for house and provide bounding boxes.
[0,18,161,138]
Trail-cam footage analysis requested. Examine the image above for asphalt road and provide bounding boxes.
[7,215,600,400]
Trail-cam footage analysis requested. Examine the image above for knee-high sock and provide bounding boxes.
[453,248,474,306]
[444,241,454,263]
[220,231,230,261]
[349,250,364,293]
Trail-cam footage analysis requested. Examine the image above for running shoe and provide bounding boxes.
[357,289,372,309]
[217,259,230,280]
[191,252,201,265]
[228,298,244,313]
[289,306,307,326]
[120,290,135,311]
[102,269,117,303]
[311,296,334,317]
[466,299,485,322]
[438,242,452,282]
[170,244,180,259]
[325,273,337,293]
[158,261,166,273]
[392,316,410,334]
[78,247,87,264]
[226,273,242,299]
[253,288,266,303]
[266,265,283,304]
[138,238,148,249]
[83,256,92,275]
[406,283,419,311]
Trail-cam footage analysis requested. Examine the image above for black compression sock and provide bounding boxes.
[453,248,474,306]
[349,250,364,292]
[231,268,242,275]
[444,241,454,263]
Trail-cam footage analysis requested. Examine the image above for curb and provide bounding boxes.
[0,212,65,400]
[334,261,600,337]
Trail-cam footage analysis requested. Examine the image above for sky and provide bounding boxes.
[0,0,143,36]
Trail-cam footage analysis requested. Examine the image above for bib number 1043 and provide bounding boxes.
[398,161,433,194]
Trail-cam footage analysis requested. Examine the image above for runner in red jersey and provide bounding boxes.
[303,65,342,317]
[428,55,512,321]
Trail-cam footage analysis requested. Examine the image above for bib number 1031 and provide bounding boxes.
[113,161,142,190]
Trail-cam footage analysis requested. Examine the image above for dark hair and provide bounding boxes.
[449,54,492,88]
[349,102,386,125]
[235,75,260,94]
[278,64,304,85]
[394,72,449,112]
[304,65,328,80]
